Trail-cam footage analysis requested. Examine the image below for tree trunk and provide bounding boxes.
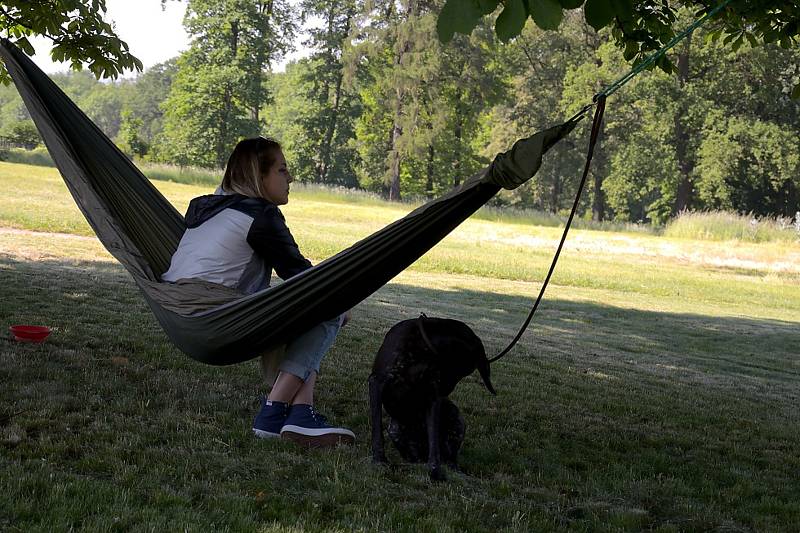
[550,173,561,213]
[384,0,418,201]
[387,115,403,201]
[218,85,233,167]
[453,107,463,188]
[674,35,693,214]
[426,143,435,197]
[317,7,353,183]
[592,167,605,221]
[591,117,607,221]
[586,31,606,222]
[250,0,274,124]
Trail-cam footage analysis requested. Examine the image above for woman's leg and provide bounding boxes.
[273,315,353,445]
[267,370,316,404]
[268,315,343,397]
[291,371,316,405]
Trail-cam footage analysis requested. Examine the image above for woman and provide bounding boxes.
[162,137,354,448]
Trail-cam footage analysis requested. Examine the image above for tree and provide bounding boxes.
[0,0,142,83]
[352,0,501,200]
[260,60,313,168]
[433,23,504,190]
[293,0,362,187]
[79,82,126,139]
[158,0,297,168]
[0,119,39,149]
[479,11,592,213]
[116,109,149,159]
[352,0,438,200]
[560,33,632,221]
[695,115,800,217]
[124,60,178,153]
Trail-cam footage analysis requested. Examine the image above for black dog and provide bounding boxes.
[369,315,496,480]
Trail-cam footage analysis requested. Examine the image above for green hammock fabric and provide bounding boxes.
[0,38,578,365]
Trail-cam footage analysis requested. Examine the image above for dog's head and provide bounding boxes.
[435,317,497,396]
[475,347,496,395]
[456,322,495,395]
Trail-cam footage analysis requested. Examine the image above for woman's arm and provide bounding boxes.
[246,204,312,280]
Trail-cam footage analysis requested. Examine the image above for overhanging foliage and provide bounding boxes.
[0,0,142,83]
[437,0,799,84]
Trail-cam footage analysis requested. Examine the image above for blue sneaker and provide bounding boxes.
[253,399,290,439]
[280,404,356,447]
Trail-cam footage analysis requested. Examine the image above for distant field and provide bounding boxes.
[1,161,799,531]
[9,155,797,241]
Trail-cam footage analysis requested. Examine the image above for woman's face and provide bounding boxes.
[261,150,293,205]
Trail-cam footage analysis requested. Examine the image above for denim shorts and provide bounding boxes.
[272,314,345,382]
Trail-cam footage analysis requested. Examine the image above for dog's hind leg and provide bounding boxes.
[426,397,445,481]
[440,399,465,470]
[369,374,388,464]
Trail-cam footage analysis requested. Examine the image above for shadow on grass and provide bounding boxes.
[2,255,800,531]
[3,254,798,380]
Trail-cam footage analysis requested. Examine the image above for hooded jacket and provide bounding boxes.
[161,192,312,294]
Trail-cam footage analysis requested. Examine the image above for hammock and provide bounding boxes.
[0,38,578,366]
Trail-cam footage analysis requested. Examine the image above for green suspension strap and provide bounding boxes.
[596,0,735,100]
[490,0,733,362]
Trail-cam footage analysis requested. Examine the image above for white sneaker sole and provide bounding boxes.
[253,428,280,439]
[280,425,356,447]
[280,425,355,438]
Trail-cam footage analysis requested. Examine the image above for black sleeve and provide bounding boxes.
[247,205,312,280]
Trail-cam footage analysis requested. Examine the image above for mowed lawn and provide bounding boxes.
[1,161,799,532]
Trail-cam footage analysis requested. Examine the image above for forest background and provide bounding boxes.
[1,0,799,226]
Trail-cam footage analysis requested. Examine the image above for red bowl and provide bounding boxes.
[9,325,51,343]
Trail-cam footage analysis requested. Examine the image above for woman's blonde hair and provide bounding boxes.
[221,137,282,198]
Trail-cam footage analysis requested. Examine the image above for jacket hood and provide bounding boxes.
[184,193,252,228]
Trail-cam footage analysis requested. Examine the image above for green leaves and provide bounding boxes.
[438,0,567,43]
[15,37,35,57]
[611,0,633,24]
[495,0,527,41]
[438,0,500,43]
[0,1,143,82]
[530,0,564,31]
[583,0,615,31]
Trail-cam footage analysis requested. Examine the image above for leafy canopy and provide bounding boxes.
[437,0,799,79]
[0,0,143,84]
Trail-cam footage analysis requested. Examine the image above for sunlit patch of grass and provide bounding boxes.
[664,210,800,244]
[139,162,221,187]
[0,147,54,167]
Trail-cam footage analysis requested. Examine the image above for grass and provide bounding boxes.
[0,147,54,167]
[139,162,221,187]
[665,210,800,244]
[1,161,800,531]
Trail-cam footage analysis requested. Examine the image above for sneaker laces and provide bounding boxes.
[309,406,328,425]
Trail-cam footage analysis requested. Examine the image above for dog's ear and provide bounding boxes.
[476,357,496,395]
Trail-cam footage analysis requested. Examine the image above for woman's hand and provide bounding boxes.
[341,310,352,328]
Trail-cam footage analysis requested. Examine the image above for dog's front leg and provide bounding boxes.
[426,397,445,481]
[369,374,388,463]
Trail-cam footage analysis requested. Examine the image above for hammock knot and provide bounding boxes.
[484,119,580,190]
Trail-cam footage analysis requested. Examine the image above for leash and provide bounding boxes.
[416,312,440,356]
[489,95,606,363]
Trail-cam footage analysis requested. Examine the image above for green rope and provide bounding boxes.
[595,0,734,100]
